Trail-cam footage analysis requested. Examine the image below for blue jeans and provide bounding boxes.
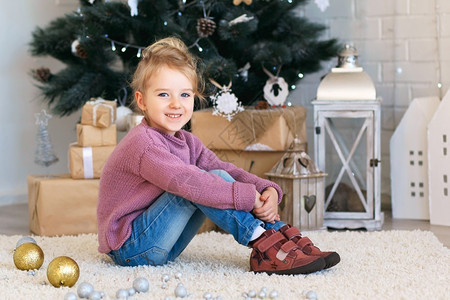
[107,169,285,266]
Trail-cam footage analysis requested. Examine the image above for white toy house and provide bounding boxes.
[390,96,440,219]
[427,91,450,226]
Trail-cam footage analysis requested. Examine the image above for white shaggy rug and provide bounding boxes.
[0,230,449,300]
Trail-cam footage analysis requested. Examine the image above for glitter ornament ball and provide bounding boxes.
[47,256,80,287]
[16,236,37,248]
[13,242,44,271]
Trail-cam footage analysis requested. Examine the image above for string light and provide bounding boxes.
[291,85,296,90]
[137,48,142,58]
[164,21,168,26]
[111,41,116,51]
[121,45,128,52]
[438,82,442,88]
[298,72,304,78]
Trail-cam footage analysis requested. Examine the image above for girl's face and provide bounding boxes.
[135,66,195,136]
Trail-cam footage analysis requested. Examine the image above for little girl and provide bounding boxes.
[97,37,340,275]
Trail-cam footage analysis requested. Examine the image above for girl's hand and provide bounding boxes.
[253,187,279,223]
[253,191,264,209]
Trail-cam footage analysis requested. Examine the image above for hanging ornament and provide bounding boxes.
[128,0,138,16]
[13,243,44,271]
[116,87,133,131]
[209,79,244,121]
[196,18,216,38]
[32,67,51,83]
[233,0,252,5]
[47,256,80,288]
[238,62,251,82]
[262,66,289,106]
[315,0,330,12]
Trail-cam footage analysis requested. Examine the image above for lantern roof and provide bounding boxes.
[265,138,327,179]
[316,45,376,101]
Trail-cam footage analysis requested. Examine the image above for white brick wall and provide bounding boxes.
[288,0,449,207]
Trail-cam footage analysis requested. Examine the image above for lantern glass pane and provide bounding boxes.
[323,117,369,214]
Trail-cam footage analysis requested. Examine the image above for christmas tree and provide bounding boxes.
[30,0,340,116]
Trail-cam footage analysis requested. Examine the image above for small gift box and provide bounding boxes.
[77,124,117,147]
[68,144,115,179]
[81,98,117,128]
[27,174,99,236]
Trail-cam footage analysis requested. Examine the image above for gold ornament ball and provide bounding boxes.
[47,256,80,288]
[13,242,44,271]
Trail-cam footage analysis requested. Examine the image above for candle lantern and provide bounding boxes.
[313,45,384,230]
[266,138,327,231]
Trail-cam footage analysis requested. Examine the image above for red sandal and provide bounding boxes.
[279,224,340,269]
[249,229,325,275]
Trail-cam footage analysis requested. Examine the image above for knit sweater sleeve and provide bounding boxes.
[139,143,256,211]
[193,139,283,204]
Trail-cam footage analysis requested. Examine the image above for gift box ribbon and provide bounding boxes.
[82,147,94,179]
[86,99,115,127]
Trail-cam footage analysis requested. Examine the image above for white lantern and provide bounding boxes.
[313,45,383,230]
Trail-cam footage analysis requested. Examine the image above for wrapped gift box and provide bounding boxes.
[77,124,117,147]
[27,174,99,236]
[81,99,117,128]
[191,106,307,151]
[69,144,115,179]
[212,148,307,179]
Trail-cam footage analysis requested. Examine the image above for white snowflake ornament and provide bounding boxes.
[209,80,244,121]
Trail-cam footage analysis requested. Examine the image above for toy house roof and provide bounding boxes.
[428,90,450,129]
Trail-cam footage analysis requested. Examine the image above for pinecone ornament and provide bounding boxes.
[75,44,89,59]
[196,18,216,38]
[33,67,51,83]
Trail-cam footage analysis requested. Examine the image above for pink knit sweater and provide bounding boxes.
[97,120,283,253]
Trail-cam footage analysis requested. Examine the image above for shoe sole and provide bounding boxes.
[324,252,340,269]
[252,257,326,275]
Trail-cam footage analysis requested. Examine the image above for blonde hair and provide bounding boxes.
[130,37,205,109]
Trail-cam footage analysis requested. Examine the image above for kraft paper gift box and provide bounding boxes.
[191,106,307,151]
[81,99,117,128]
[212,149,306,179]
[77,124,117,147]
[69,144,115,179]
[27,174,99,236]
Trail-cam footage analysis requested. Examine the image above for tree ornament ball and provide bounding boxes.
[13,242,44,271]
[16,236,37,249]
[77,282,95,298]
[116,106,133,131]
[47,256,80,288]
[133,277,149,293]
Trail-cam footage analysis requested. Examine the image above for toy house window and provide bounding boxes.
[443,134,447,143]
[444,175,447,183]
[411,192,416,197]
[410,182,415,187]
